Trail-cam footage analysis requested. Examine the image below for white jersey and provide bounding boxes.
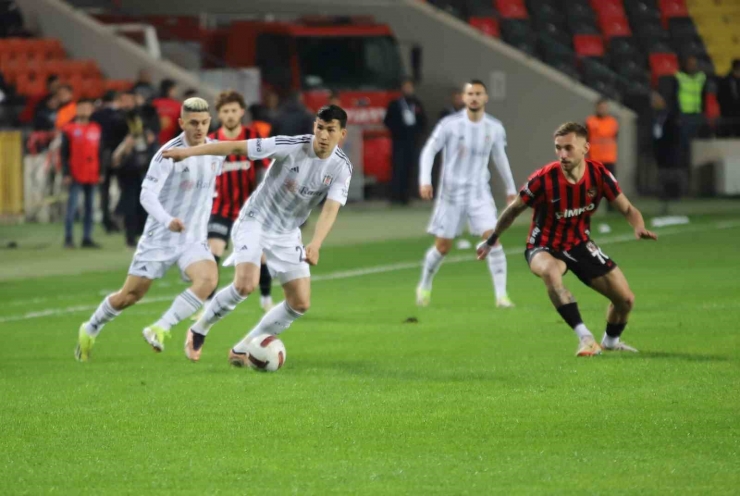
[137,134,224,259]
[419,111,517,204]
[238,135,352,233]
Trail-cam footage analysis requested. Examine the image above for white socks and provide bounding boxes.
[192,284,247,336]
[574,323,594,340]
[84,297,121,337]
[155,289,203,331]
[233,302,303,353]
[419,246,445,291]
[487,245,508,299]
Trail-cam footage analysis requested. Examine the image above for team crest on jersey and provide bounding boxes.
[322,175,333,186]
[587,187,597,198]
[284,178,298,193]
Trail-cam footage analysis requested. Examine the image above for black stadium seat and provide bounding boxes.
[500,19,538,55]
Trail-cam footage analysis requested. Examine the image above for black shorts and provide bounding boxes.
[525,240,617,286]
[207,214,234,243]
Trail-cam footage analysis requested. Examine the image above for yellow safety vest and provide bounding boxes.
[676,71,706,114]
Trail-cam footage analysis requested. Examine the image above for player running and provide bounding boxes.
[75,98,224,361]
[162,105,352,363]
[476,122,657,357]
[417,80,517,308]
[202,90,274,316]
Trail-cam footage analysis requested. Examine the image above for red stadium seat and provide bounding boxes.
[704,92,720,122]
[649,52,679,86]
[469,17,501,38]
[495,0,528,20]
[590,0,626,18]
[573,34,605,57]
[658,0,689,27]
[599,15,632,39]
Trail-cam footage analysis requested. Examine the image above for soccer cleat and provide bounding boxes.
[142,324,170,352]
[228,348,250,367]
[184,329,205,362]
[74,323,95,362]
[416,286,431,307]
[260,296,275,313]
[496,296,515,308]
[601,339,639,353]
[576,337,602,357]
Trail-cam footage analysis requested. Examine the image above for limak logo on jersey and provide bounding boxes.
[555,203,596,219]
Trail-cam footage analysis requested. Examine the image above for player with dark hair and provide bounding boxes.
[476,122,657,357]
[163,105,353,364]
[202,90,274,316]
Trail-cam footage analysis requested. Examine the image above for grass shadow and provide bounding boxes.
[615,351,734,363]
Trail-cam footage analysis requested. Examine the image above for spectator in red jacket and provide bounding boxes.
[61,98,103,249]
[151,78,181,145]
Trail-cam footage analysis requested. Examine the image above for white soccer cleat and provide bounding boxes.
[496,296,515,308]
[416,286,431,307]
[601,339,639,353]
[142,325,170,352]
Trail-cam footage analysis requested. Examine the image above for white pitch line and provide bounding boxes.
[0,220,738,324]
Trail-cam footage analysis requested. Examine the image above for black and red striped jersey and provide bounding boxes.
[519,159,621,251]
[208,125,268,221]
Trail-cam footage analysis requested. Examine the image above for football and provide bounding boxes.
[245,334,287,372]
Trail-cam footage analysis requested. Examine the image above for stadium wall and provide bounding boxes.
[90,0,638,198]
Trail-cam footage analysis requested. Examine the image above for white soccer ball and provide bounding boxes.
[245,334,286,372]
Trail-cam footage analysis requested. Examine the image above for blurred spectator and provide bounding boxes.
[151,78,180,145]
[92,90,129,233]
[586,98,619,210]
[438,87,463,120]
[249,103,272,137]
[672,56,708,169]
[54,84,76,129]
[651,91,682,214]
[112,129,158,247]
[717,59,740,137]
[270,91,314,137]
[132,69,155,102]
[32,88,59,131]
[183,88,198,99]
[61,99,102,249]
[384,78,427,205]
[132,89,160,136]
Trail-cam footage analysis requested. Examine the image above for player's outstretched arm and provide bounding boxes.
[611,194,658,240]
[303,199,342,266]
[476,195,529,260]
[162,141,247,162]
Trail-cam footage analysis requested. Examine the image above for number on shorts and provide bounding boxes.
[587,242,610,264]
[296,245,306,263]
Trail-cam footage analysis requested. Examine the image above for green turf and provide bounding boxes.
[0,213,739,495]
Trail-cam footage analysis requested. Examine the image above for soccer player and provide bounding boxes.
[204,90,274,315]
[416,80,517,308]
[74,97,224,362]
[476,122,657,357]
[162,105,352,363]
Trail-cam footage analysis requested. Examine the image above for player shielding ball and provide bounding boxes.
[162,105,352,364]
[477,122,657,357]
[75,98,224,361]
[417,80,518,309]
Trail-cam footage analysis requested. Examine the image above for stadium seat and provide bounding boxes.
[428,0,465,20]
[658,0,689,27]
[469,17,500,38]
[570,21,601,36]
[599,15,633,39]
[590,0,627,18]
[573,34,605,57]
[667,17,698,39]
[608,36,643,66]
[649,52,679,85]
[537,22,571,47]
[540,35,577,74]
[500,19,538,54]
[80,78,105,99]
[495,0,529,20]
[530,2,566,30]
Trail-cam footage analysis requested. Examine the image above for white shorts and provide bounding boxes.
[427,195,498,239]
[225,219,310,285]
[128,241,215,281]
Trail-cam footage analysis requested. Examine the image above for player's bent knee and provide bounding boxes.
[435,239,453,256]
[289,298,310,314]
[233,279,256,297]
[620,292,635,313]
[541,268,562,287]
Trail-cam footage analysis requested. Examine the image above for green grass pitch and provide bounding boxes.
[0,211,738,495]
